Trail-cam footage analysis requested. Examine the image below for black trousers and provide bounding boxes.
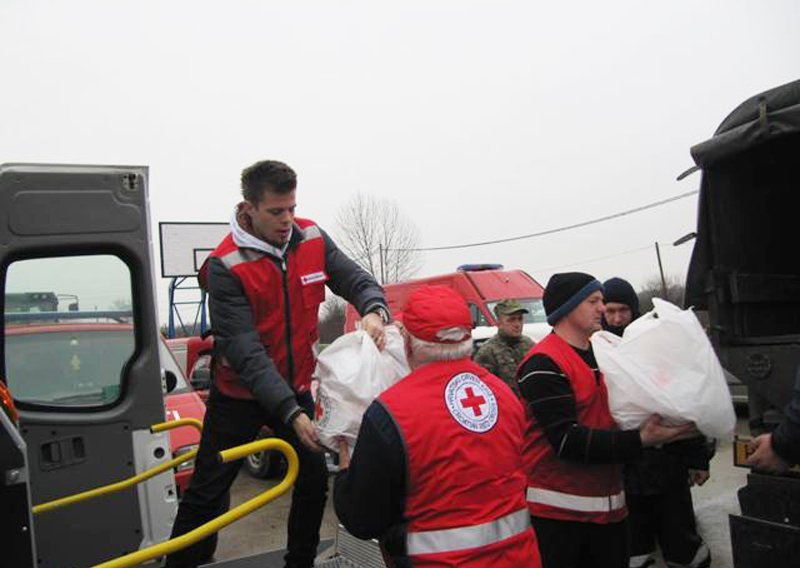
[530,515,630,568]
[165,388,328,568]
[627,484,707,566]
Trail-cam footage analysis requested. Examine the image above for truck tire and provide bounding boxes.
[244,450,288,479]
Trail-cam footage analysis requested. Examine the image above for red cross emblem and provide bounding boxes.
[460,387,486,417]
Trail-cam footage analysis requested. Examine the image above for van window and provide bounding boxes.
[486,298,547,324]
[159,339,191,394]
[3,255,134,408]
[468,303,490,327]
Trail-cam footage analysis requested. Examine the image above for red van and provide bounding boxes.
[5,323,206,494]
[344,264,551,346]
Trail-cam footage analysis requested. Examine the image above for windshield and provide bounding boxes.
[5,328,191,407]
[5,329,134,406]
[486,298,547,324]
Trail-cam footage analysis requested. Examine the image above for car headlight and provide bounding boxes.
[174,444,199,472]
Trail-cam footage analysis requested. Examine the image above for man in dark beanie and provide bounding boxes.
[601,277,640,336]
[602,277,711,568]
[517,272,696,568]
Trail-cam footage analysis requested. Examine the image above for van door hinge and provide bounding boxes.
[121,172,139,192]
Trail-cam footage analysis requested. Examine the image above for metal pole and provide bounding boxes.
[378,244,385,285]
[168,277,177,338]
[655,242,667,298]
[199,287,208,335]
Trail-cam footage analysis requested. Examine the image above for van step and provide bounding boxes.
[320,525,386,568]
[201,539,334,568]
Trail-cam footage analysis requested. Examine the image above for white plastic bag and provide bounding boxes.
[591,298,736,440]
[313,326,410,454]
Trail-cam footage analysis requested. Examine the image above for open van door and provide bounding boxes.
[0,164,176,567]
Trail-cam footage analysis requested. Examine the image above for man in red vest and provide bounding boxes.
[517,272,696,568]
[167,160,390,568]
[335,285,542,567]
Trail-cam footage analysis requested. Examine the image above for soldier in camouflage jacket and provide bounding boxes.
[473,299,535,395]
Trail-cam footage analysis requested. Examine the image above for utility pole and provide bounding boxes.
[655,241,667,298]
[378,244,385,285]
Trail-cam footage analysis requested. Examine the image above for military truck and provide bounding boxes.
[684,79,800,568]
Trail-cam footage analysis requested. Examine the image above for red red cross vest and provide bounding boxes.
[519,333,626,524]
[204,218,326,398]
[379,359,541,567]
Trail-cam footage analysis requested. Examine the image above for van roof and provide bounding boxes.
[381,268,543,313]
[385,268,541,297]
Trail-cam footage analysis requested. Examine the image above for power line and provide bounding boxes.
[528,245,654,274]
[394,189,699,252]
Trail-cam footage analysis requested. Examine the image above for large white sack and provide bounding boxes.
[314,326,410,454]
[591,298,736,440]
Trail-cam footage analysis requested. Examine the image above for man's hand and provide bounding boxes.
[639,414,698,447]
[338,438,351,470]
[688,469,710,486]
[361,312,386,351]
[746,433,790,473]
[292,413,324,453]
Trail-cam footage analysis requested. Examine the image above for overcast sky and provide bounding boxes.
[2,1,799,323]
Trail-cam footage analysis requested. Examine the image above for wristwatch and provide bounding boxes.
[371,305,391,325]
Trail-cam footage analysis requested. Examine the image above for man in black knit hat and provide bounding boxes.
[517,272,696,568]
[601,277,640,337]
[602,277,711,568]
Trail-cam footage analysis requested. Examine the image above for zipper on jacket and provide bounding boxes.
[281,259,295,386]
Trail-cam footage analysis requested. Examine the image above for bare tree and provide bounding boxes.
[637,275,686,313]
[318,295,346,344]
[111,297,132,311]
[335,193,422,283]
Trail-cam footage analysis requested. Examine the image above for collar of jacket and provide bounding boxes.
[497,329,523,346]
[229,206,306,259]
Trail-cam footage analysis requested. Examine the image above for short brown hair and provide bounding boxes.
[241,160,297,203]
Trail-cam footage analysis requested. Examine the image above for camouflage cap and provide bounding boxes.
[493,299,529,317]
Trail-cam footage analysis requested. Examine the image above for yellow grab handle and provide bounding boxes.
[150,417,204,435]
[93,438,299,568]
[33,418,203,515]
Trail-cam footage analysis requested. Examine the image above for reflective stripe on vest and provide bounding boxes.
[406,508,530,556]
[220,248,265,270]
[526,487,626,513]
[302,224,322,241]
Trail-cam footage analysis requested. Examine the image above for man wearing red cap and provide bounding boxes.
[517,272,696,568]
[334,285,542,567]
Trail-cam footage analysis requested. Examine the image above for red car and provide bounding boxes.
[5,322,206,494]
[166,334,299,479]
[165,335,214,403]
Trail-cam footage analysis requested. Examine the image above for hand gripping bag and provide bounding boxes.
[313,326,410,454]
[590,298,735,440]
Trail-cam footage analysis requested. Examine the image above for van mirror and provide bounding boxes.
[163,369,178,394]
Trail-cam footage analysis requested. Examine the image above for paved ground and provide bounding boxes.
[213,471,339,563]
[691,421,749,568]
[213,418,751,567]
